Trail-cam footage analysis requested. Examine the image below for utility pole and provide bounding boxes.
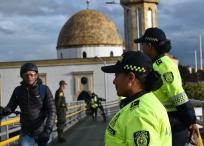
[195,50,198,72]
[95,57,107,105]
[200,34,203,70]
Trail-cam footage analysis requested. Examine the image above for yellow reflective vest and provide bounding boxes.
[105,92,172,146]
[153,55,189,112]
[91,96,98,109]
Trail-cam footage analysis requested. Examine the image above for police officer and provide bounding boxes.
[90,92,98,120]
[55,80,67,143]
[101,51,172,146]
[0,62,56,146]
[90,92,106,122]
[134,27,198,146]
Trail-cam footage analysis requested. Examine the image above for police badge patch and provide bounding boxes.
[133,131,150,146]
[163,72,174,83]
[59,92,63,96]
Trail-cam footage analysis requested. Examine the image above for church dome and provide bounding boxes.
[57,10,123,49]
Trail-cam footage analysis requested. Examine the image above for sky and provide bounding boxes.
[0,0,203,66]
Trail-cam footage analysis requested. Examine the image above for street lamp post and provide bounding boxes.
[95,57,107,105]
[106,0,132,50]
[105,0,131,10]
[103,61,107,105]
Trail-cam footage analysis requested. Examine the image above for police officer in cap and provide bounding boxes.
[90,92,106,122]
[0,62,56,146]
[55,80,68,143]
[134,27,198,146]
[102,51,172,146]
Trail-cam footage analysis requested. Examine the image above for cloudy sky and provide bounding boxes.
[0,0,203,66]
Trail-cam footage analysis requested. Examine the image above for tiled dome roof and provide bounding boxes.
[57,10,123,49]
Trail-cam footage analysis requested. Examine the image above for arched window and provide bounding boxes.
[83,51,87,58]
[110,51,114,57]
[136,8,142,50]
[81,77,88,85]
[147,8,153,28]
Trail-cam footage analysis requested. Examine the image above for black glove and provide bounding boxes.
[36,128,51,145]
[0,106,4,119]
[0,106,11,119]
[0,106,4,115]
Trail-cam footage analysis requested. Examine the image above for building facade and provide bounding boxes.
[0,58,119,106]
[0,9,123,106]
[120,0,159,51]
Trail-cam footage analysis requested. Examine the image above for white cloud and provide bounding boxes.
[0,0,203,66]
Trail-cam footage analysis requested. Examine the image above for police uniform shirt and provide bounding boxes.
[153,55,197,127]
[105,92,172,146]
[55,89,66,109]
[153,55,188,112]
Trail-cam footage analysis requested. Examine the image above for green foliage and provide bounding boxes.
[183,82,204,100]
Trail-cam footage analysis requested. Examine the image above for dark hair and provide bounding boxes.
[152,40,171,54]
[127,70,162,91]
[144,71,163,91]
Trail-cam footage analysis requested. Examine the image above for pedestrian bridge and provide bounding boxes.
[0,100,203,146]
[0,100,118,146]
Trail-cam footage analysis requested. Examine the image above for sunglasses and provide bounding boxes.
[23,73,37,78]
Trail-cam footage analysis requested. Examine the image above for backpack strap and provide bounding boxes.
[39,84,46,103]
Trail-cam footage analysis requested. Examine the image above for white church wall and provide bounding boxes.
[43,63,118,103]
[57,46,124,59]
[0,63,118,106]
[0,68,21,106]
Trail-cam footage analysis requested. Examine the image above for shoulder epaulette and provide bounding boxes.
[107,125,116,136]
[155,59,162,66]
[59,92,64,96]
[130,100,140,110]
[109,113,120,127]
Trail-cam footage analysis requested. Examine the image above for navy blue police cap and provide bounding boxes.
[101,51,152,74]
[134,27,168,43]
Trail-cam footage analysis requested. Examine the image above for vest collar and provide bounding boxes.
[121,91,148,108]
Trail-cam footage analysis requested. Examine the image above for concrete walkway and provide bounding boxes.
[53,116,110,146]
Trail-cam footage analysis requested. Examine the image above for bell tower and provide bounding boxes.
[120,0,159,51]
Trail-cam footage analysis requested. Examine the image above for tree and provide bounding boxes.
[183,82,204,100]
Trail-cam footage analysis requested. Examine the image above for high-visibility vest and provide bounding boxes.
[153,55,189,112]
[91,96,98,108]
[105,92,172,146]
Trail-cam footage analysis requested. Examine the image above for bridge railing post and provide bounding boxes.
[201,102,204,137]
[201,103,204,125]
[6,117,9,141]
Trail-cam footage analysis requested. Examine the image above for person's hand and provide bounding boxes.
[0,107,12,120]
[0,106,4,119]
[36,128,51,145]
[14,111,21,115]
[0,106,4,115]
[189,123,199,145]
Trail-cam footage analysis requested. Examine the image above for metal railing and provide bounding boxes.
[0,100,119,146]
[105,99,204,127]
[0,99,202,145]
[103,100,119,115]
[0,101,86,146]
[190,99,204,127]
